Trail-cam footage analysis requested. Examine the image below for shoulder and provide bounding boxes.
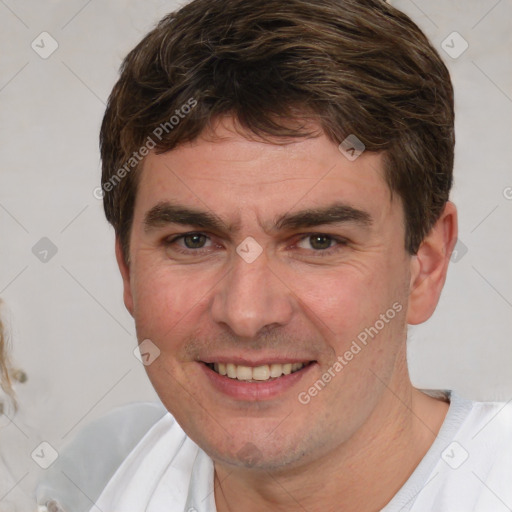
[460,395,512,470]
[440,392,512,468]
[418,393,512,510]
[456,394,512,444]
[397,392,512,512]
[36,401,168,512]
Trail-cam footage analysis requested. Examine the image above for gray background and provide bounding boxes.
[0,0,511,506]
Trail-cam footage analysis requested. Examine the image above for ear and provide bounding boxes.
[407,201,458,325]
[115,237,134,317]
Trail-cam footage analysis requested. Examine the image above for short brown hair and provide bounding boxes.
[100,0,454,264]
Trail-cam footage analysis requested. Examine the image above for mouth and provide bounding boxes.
[199,359,317,400]
[203,361,314,382]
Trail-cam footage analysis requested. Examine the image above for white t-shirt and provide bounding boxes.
[86,391,512,512]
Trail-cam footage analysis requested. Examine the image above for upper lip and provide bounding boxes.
[199,356,316,366]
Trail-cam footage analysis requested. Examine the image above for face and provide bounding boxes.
[119,117,416,471]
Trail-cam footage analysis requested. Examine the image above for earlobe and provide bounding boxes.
[115,237,134,317]
[406,202,458,325]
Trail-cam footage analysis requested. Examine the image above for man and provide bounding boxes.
[37,0,512,510]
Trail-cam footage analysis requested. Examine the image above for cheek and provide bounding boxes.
[292,260,400,337]
[130,259,215,340]
[290,261,409,384]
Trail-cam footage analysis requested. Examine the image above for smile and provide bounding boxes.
[204,362,312,382]
[200,359,317,400]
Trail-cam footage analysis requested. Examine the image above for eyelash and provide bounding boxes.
[164,232,348,257]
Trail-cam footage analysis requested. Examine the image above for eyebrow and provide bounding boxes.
[143,201,372,234]
[274,203,372,231]
[144,202,230,233]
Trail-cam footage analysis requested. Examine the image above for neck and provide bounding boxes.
[213,367,449,512]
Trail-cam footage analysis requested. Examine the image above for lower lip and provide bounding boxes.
[199,362,316,401]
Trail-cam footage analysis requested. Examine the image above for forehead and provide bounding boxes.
[134,119,396,228]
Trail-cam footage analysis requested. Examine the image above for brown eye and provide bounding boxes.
[294,233,348,256]
[308,234,333,250]
[182,233,208,249]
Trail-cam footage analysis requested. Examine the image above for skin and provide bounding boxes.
[116,116,458,512]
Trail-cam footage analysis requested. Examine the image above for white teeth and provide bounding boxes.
[236,365,253,381]
[226,363,237,378]
[210,362,307,381]
[282,363,292,375]
[252,365,270,381]
[269,363,283,378]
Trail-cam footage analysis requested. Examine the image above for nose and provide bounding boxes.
[210,250,294,339]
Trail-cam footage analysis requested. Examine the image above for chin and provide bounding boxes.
[196,429,311,472]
